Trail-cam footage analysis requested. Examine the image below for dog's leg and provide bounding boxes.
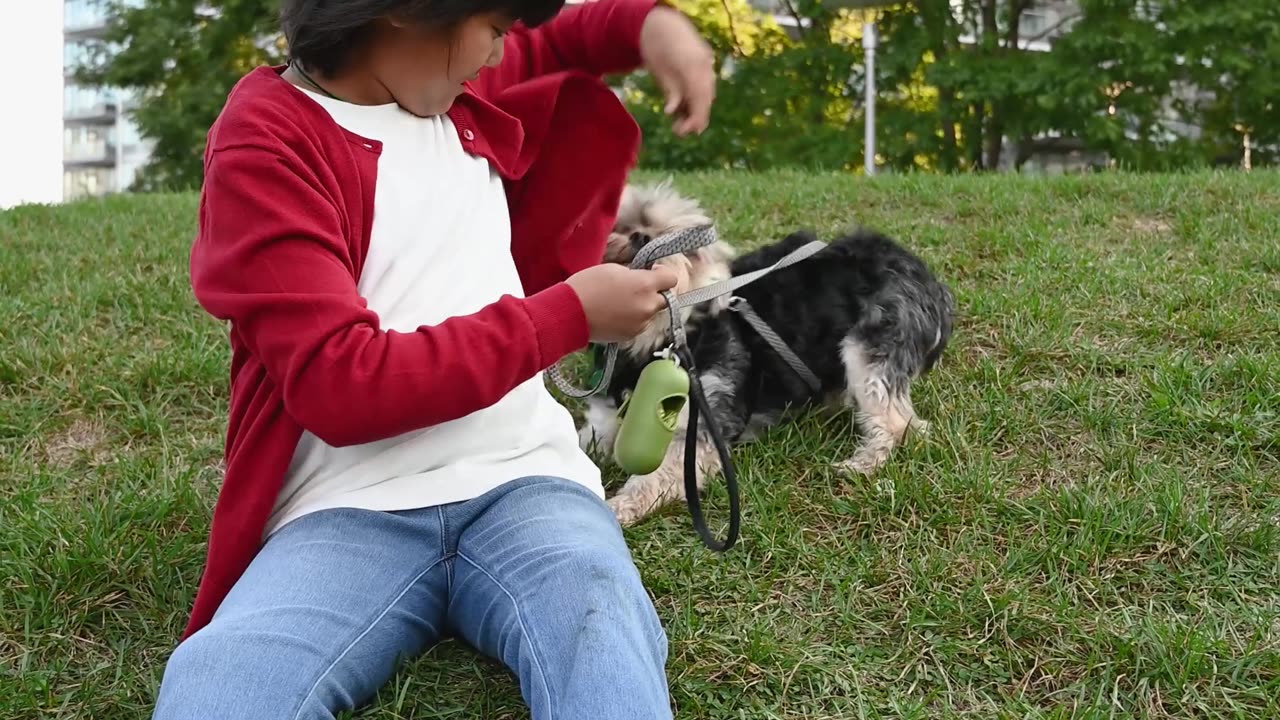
[578,396,621,460]
[836,337,923,476]
[608,370,745,526]
[607,414,721,526]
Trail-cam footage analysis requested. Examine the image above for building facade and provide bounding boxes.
[62,0,151,200]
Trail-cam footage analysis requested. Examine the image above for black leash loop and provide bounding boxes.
[676,345,740,552]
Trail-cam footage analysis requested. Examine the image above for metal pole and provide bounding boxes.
[115,90,125,193]
[863,21,877,176]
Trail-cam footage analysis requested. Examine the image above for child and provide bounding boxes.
[151,0,715,717]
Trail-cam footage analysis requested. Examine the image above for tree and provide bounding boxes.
[627,0,944,173]
[626,0,825,170]
[1039,0,1187,170]
[1161,0,1280,168]
[80,0,1274,184]
[646,0,1077,174]
[77,0,283,191]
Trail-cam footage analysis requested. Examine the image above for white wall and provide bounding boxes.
[0,3,65,209]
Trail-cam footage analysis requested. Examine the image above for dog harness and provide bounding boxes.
[547,225,827,551]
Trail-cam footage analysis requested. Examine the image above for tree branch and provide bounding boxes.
[1019,11,1082,46]
[778,0,809,40]
[719,0,746,56]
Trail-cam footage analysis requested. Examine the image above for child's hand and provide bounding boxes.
[640,6,716,137]
[566,264,680,343]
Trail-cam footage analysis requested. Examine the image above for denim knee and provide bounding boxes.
[153,625,314,719]
[153,630,224,718]
[564,545,668,658]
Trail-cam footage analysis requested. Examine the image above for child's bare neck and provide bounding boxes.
[287,52,394,107]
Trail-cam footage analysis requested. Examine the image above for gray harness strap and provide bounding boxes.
[727,297,822,393]
[666,240,827,312]
[546,226,824,398]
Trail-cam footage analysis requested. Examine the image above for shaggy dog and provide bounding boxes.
[579,182,956,526]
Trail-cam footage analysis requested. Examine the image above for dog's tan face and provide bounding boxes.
[607,181,735,279]
[607,182,737,356]
[606,183,716,263]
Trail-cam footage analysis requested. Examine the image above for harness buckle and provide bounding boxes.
[653,345,681,368]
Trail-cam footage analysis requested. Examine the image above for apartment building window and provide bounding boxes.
[1021,10,1052,38]
[949,1,1069,43]
[65,40,125,75]
[65,0,109,32]
[65,126,116,163]
[64,168,116,200]
[64,40,93,71]
[64,83,114,118]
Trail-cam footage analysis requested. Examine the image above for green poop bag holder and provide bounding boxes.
[546,224,829,552]
[612,347,689,476]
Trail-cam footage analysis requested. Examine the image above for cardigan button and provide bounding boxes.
[462,129,475,141]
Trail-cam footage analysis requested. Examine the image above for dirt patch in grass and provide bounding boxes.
[43,417,112,469]
[998,421,1102,500]
[1130,216,1174,235]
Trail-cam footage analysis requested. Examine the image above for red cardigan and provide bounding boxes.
[184,0,658,640]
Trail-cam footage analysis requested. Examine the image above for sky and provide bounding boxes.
[0,3,65,210]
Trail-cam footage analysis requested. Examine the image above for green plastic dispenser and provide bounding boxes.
[612,357,690,475]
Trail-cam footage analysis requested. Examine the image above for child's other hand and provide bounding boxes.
[566,264,680,343]
[639,6,716,137]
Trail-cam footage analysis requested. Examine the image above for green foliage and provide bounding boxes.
[626,42,862,171]
[77,0,284,191]
[81,0,1278,183]
[668,0,790,57]
[1162,0,1280,166]
[631,0,1279,173]
[1032,0,1181,167]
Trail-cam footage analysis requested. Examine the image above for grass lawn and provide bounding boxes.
[3,169,1279,719]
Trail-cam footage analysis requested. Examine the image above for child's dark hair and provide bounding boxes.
[282,0,566,76]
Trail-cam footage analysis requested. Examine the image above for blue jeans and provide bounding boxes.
[152,477,671,719]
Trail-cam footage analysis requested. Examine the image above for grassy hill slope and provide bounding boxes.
[3,170,1278,718]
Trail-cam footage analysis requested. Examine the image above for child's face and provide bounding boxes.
[375,12,511,117]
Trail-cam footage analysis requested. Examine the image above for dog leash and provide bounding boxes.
[674,337,740,550]
[546,228,826,398]
[545,226,721,399]
[547,225,826,551]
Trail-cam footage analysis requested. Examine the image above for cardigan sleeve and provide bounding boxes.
[190,144,588,448]
[478,0,661,92]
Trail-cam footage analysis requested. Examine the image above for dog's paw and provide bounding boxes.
[834,450,887,477]
[907,416,931,438]
[607,493,648,526]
